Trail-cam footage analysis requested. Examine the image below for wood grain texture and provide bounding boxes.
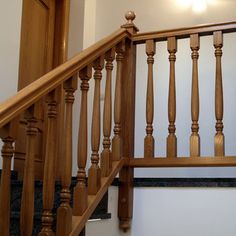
[73,66,92,216]
[101,49,115,177]
[0,123,15,236]
[167,37,177,158]
[56,77,77,236]
[70,160,124,236]
[144,40,155,158]
[190,34,200,157]
[214,31,225,156]
[88,57,104,195]
[127,156,236,167]
[112,41,126,161]
[0,29,130,129]
[20,106,38,236]
[118,21,137,231]
[39,91,57,236]
[133,21,236,44]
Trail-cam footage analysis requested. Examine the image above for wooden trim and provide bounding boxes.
[133,21,236,44]
[70,160,124,236]
[0,29,130,128]
[126,156,236,168]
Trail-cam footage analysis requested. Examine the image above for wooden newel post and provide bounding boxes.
[0,122,16,236]
[118,11,138,232]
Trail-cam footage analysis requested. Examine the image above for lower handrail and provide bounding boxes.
[70,159,125,236]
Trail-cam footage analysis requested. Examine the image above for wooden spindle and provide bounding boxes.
[214,31,224,156]
[167,37,177,158]
[88,57,104,195]
[73,66,92,215]
[144,40,156,158]
[112,41,125,161]
[56,77,77,235]
[39,91,57,236]
[20,105,38,236]
[190,34,200,157]
[0,123,15,236]
[101,49,115,177]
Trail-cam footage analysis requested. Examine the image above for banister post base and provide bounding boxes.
[56,204,72,236]
[119,218,131,232]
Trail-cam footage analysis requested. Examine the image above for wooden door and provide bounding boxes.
[14,0,70,179]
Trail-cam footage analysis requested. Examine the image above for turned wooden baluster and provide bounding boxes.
[101,48,115,177]
[0,123,15,236]
[56,77,77,235]
[88,56,104,195]
[39,91,57,236]
[20,106,38,236]
[112,41,125,161]
[144,40,156,158]
[214,31,224,156]
[73,66,92,215]
[190,34,200,157]
[167,37,177,158]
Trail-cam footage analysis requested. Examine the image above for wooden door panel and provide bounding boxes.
[14,0,55,179]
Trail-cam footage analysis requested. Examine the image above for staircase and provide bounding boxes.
[0,11,236,236]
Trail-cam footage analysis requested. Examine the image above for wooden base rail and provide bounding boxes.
[126,156,236,168]
[70,160,124,236]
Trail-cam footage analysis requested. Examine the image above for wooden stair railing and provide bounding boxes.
[129,18,236,169]
[1,10,236,236]
[0,11,137,236]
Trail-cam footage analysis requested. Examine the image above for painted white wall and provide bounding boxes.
[0,0,22,102]
[87,186,236,236]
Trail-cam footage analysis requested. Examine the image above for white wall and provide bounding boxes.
[87,186,236,236]
[0,0,22,102]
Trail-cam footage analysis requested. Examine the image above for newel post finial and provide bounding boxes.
[121,10,139,34]
[125,11,136,24]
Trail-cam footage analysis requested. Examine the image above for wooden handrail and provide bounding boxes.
[0,28,130,128]
[126,156,236,168]
[133,21,236,44]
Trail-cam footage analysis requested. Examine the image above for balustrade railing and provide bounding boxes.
[0,11,236,236]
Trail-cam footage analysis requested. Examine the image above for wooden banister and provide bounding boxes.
[190,34,200,157]
[20,105,38,236]
[56,77,77,236]
[214,31,225,156]
[88,56,104,195]
[73,66,92,216]
[101,48,115,177]
[39,91,58,235]
[144,39,155,158]
[112,41,125,161]
[133,21,236,44]
[0,123,15,236]
[0,28,130,128]
[167,37,177,158]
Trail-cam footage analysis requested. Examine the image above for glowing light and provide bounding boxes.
[176,0,216,13]
[192,0,207,13]
[177,0,193,8]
